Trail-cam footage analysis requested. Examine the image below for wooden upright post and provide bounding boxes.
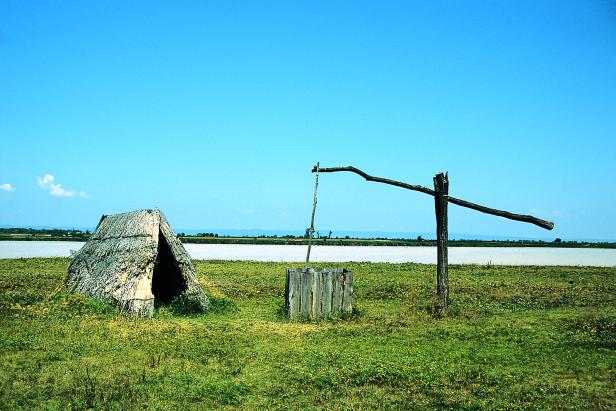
[434,172,449,311]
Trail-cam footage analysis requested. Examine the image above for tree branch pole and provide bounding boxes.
[312,165,554,230]
[305,163,320,268]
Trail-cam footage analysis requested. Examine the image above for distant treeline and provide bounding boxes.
[0,227,90,240]
[177,235,616,248]
[1,227,615,248]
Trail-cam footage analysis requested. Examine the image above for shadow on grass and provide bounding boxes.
[275,299,364,323]
[156,295,240,317]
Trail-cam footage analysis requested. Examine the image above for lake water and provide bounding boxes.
[1,241,615,266]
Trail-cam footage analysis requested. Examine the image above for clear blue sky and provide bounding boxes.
[1,1,615,240]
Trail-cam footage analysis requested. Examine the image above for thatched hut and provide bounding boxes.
[67,209,209,316]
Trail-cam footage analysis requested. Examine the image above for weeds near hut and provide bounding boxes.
[206,295,239,314]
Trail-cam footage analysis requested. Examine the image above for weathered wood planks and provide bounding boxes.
[285,268,353,320]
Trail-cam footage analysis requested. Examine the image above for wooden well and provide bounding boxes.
[285,268,353,321]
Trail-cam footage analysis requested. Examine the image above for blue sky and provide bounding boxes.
[1,1,615,240]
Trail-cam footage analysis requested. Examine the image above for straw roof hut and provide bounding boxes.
[67,209,209,316]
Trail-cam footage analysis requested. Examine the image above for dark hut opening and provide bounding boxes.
[152,230,187,304]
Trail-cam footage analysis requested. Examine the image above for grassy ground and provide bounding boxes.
[0,259,614,410]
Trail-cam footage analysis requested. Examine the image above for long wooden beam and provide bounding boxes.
[311,165,554,230]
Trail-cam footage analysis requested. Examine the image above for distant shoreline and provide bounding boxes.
[1,230,615,249]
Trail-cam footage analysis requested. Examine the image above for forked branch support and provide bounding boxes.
[311,165,554,230]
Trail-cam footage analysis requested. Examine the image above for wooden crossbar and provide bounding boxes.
[312,165,554,230]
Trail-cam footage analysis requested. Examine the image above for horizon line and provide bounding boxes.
[1,224,614,243]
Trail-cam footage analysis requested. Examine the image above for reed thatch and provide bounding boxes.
[66,209,209,317]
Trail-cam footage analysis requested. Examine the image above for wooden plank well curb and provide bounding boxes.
[285,268,353,321]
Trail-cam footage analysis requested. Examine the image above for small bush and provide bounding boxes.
[168,294,206,316]
[207,296,239,314]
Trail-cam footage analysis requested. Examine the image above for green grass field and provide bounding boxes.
[1,259,614,409]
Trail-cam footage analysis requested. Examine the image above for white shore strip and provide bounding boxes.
[1,241,615,267]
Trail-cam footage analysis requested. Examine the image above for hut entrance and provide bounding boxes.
[152,230,187,304]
